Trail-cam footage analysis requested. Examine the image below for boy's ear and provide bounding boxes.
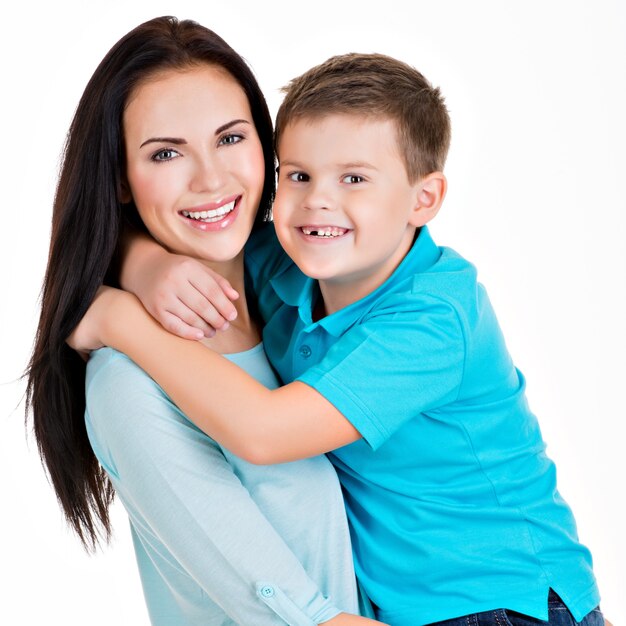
[409,172,447,227]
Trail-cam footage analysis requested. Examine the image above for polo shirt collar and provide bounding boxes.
[269,262,318,325]
[271,226,441,335]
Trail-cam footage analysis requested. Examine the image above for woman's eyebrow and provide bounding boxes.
[215,119,250,134]
[138,120,250,149]
[140,137,187,148]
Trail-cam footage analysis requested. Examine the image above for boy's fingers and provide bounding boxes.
[179,293,231,332]
[213,274,240,301]
[189,277,238,324]
[172,300,219,337]
[199,264,240,302]
[161,310,214,341]
[163,296,223,336]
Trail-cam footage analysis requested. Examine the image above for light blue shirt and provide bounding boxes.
[246,224,600,625]
[85,344,362,625]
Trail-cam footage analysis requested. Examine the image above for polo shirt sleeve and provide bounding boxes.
[85,348,341,625]
[298,294,466,450]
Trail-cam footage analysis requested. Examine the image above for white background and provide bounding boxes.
[1,1,624,624]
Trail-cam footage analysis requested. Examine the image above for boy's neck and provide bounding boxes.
[315,228,417,318]
[315,275,386,318]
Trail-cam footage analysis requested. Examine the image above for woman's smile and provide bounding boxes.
[180,195,241,231]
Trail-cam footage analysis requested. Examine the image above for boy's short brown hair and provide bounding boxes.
[275,53,451,183]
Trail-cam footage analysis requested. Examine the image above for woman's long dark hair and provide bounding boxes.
[25,16,275,550]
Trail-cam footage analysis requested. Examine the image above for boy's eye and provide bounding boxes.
[152,148,180,162]
[219,133,243,146]
[288,172,310,183]
[342,175,364,184]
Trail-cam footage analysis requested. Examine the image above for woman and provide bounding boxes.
[26,16,378,626]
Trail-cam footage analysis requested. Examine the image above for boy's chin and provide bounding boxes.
[294,261,347,285]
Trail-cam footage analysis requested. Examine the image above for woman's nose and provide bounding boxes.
[190,156,224,193]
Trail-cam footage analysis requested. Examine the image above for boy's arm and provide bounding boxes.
[324,616,385,625]
[70,287,360,463]
[120,229,239,339]
[70,285,462,463]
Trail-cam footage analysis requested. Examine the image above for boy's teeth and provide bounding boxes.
[182,200,236,222]
[302,226,347,237]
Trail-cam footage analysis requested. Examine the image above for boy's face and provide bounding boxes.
[274,114,425,307]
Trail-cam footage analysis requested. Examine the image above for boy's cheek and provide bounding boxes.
[271,205,296,253]
[272,212,290,243]
[271,194,289,227]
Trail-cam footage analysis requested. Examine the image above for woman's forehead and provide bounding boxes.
[124,65,252,140]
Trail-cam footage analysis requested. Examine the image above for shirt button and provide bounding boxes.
[299,344,312,358]
[260,585,275,598]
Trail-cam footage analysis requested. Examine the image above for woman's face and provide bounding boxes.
[123,64,265,265]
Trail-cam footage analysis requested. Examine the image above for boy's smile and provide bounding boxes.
[274,114,436,313]
[300,225,351,239]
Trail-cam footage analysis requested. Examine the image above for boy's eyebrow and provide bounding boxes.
[338,161,378,170]
[139,120,251,149]
[279,160,305,169]
[279,160,378,170]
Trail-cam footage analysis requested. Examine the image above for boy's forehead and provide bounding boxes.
[283,112,396,133]
[278,113,403,160]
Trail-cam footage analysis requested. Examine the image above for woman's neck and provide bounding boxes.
[197,253,262,355]
[199,252,246,295]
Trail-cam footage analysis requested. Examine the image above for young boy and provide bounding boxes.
[78,54,602,625]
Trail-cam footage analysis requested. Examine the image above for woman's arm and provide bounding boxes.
[72,288,359,464]
[87,348,375,624]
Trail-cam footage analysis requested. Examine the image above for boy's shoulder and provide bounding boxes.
[368,228,481,318]
[414,246,479,305]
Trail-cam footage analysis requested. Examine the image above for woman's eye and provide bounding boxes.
[219,134,243,146]
[288,172,310,182]
[342,175,364,184]
[152,149,180,162]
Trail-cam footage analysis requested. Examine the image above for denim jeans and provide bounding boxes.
[429,590,604,625]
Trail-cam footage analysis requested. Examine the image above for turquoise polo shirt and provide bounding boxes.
[245,224,600,626]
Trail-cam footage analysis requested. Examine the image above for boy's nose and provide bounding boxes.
[303,182,335,211]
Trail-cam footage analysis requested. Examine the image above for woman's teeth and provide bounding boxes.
[301,226,348,238]
[182,200,236,223]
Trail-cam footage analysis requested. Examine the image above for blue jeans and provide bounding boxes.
[429,590,603,625]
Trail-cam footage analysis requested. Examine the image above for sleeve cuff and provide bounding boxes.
[297,372,389,451]
[255,581,341,625]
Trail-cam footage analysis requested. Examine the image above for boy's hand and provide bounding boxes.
[320,614,387,625]
[120,233,239,340]
[136,253,240,340]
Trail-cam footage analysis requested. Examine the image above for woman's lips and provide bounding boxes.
[180,196,241,232]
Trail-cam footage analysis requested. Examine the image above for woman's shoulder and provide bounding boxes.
[84,347,182,440]
[87,345,136,375]
[86,347,157,398]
